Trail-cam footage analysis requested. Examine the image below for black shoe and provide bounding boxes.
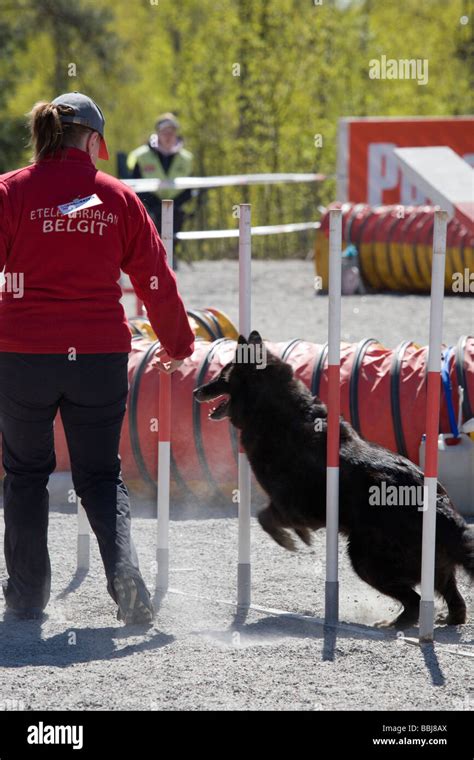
[112,575,154,625]
[2,582,45,620]
[4,606,45,621]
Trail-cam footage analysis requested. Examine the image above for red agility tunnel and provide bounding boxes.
[52,335,474,501]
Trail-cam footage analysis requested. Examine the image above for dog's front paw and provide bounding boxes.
[375,608,419,629]
[294,527,312,546]
[373,617,398,629]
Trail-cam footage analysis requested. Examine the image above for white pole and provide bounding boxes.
[77,497,90,571]
[238,204,252,607]
[419,210,448,642]
[156,200,174,594]
[325,209,342,623]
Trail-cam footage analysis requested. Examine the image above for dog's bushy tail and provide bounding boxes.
[459,526,474,578]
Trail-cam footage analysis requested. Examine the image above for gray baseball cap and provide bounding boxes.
[156,112,180,132]
[51,91,109,160]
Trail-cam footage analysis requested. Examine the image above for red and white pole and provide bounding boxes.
[325,208,342,624]
[77,497,90,570]
[156,200,173,594]
[419,210,448,642]
[238,204,252,607]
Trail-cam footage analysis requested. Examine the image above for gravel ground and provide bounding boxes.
[0,260,473,712]
[165,259,473,347]
[0,514,472,711]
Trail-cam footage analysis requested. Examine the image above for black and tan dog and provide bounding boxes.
[194,331,473,628]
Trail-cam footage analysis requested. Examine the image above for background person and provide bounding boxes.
[0,92,195,624]
[127,113,195,256]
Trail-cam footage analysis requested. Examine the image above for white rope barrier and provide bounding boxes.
[176,221,320,241]
[122,172,327,193]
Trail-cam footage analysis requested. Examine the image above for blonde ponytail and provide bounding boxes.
[28,101,91,161]
[28,102,65,161]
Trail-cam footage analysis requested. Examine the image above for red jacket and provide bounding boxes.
[0,148,195,358]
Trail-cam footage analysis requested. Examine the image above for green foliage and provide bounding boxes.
[0,0,471,257]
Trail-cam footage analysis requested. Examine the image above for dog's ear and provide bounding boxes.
[237,334,247,345]
[248,330,263,345]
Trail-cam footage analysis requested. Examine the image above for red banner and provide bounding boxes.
[337,117,474,205]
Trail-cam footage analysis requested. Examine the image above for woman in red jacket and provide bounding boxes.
[0,92,195,624]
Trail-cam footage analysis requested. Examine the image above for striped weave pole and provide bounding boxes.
[156,200,174,594]
[419,210,448,642]
[77,497,90,570]
[237,204,252,607]
[325,209,342,624]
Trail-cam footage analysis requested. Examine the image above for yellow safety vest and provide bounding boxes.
[126,144,193,200]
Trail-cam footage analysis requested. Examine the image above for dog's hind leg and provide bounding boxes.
[258,503,297,551]
[437,571,467,625]
[347,540,420,628]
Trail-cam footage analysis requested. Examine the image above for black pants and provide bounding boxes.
[0,352,146,611]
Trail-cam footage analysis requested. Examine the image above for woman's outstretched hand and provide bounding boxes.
[152,346,184,374]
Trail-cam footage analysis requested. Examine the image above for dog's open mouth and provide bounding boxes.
[208,396,230,420]
[193,387,230,420]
